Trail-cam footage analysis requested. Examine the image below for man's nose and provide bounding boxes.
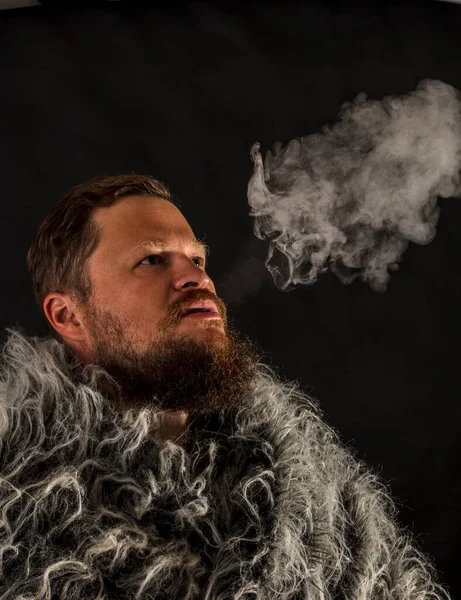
[171,257,212,291]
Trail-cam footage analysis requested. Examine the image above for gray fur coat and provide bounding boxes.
[0,328,449,599]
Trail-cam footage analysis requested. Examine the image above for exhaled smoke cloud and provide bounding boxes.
[247,79,461,292]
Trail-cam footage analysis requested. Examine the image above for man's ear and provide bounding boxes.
[43,292,87,344]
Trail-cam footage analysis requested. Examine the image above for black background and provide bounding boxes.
[0,1,459,596]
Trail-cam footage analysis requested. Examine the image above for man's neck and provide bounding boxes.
[97,381,192,447]
[158,410,190,446]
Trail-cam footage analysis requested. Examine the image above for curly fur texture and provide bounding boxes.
[0,327,450,599]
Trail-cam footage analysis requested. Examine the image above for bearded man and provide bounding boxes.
[0,174,449,599]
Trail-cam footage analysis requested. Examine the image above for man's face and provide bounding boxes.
[74,194,259,415]
[86,194,227,350]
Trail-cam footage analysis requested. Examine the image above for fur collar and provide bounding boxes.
[0,328,449,599]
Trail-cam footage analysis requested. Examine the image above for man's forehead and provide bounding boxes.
[93,196,208,255]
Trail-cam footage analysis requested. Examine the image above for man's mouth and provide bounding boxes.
[180,299,220,319]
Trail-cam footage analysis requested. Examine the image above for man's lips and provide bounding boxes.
[182,311,221,320]
[180,299,220,318]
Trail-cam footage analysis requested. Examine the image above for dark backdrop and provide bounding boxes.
[0,1,459,596]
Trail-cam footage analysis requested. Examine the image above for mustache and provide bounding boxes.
[161,289,228,327]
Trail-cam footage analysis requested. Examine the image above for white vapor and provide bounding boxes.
[247,79,461,292]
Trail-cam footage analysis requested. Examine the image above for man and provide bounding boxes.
[37,175,261,447]
[0,174,450,599]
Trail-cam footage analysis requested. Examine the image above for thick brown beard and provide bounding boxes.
[71,287,261,418]
[88,325,261,416]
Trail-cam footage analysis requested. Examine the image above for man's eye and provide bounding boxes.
[140,255,162,266]
[192,256,205,267]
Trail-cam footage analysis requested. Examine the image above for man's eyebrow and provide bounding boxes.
[192,239,210,255]
[132,239,210,256]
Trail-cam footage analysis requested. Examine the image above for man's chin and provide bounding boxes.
[175,318,227,338]
[163,323,228,355]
